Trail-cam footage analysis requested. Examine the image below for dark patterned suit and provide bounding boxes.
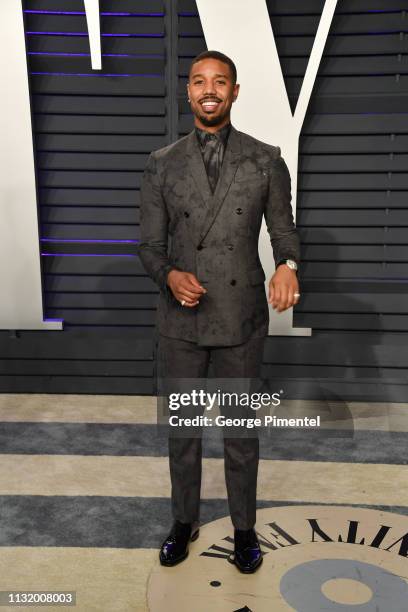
[139,123,300,529]
[139,124,300,347]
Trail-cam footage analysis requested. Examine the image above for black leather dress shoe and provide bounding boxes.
[159,520,200,566]
[233,528,263,573]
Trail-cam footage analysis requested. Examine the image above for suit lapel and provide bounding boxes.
[186,124,242,245]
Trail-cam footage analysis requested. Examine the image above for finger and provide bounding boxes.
[272,284,281,309]
[277,285,288,312]
[293,284,301,305]
[186,275,207,293]
[268,283,274,304]
[286,286,295,309]
[178,290,200,303]
[183,281,205,296]
[176,292,199,306]
[178,286,203,300]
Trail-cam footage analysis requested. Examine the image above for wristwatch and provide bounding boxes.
[276,259,298,272]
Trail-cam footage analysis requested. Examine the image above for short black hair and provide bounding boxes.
[189,50,237,85]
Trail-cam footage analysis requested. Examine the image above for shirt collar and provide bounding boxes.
[195,122,232,148]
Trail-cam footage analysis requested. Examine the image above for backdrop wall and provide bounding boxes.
[1,0,407,400]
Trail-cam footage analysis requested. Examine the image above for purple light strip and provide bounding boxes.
[28,52,164,58]
[41,253,137,257]
[26,32,164,37]
[24,10,164,17]
[24,8,404,16]
[31,72,162,77]
[41,238,138,243]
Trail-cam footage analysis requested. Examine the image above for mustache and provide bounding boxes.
[199,97,222,103]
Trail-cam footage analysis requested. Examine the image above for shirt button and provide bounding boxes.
[227,244,234,251]
[230,279,236,286]
[197,245,203,251]
[184,211,189,218]
[236,207,243,215]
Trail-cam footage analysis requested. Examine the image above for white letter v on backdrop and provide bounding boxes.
[84,0,101,70]
[196,0,338,336]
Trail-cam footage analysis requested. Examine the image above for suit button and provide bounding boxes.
[236,207,243,214]
[227,244,234,251]
[184,211,189,218]
[197,245,203,250]
[230,279,236,286]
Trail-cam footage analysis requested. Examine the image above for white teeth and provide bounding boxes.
[202,103,218,110]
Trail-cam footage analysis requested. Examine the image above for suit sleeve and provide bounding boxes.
[264,146,301,268]
[138,152,175,295]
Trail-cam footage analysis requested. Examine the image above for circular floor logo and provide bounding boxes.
[147,506,408,611]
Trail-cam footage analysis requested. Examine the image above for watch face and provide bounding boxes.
[286,259,298,270]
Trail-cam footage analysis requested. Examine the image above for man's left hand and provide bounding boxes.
[268,266,300,312]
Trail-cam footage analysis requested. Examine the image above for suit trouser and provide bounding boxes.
[157,331,266,530]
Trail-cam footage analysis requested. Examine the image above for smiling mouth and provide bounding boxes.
[200,100,220,112]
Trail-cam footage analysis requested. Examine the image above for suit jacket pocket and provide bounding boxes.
[249,267,266,285]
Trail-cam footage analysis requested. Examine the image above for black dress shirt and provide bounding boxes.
[195,122,231,193]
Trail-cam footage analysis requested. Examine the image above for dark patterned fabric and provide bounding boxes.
[195,122,231,193]
[139,124,301,346]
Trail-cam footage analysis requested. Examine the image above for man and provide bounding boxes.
[139,50,300,573]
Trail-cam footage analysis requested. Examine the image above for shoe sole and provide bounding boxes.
[233,554,263,574]
[159,529,200,567]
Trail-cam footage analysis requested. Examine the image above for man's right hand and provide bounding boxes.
[166,269,207,307]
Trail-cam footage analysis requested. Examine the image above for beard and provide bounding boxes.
[195,105,230,127]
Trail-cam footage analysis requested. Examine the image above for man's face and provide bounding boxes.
[187,58,239,129]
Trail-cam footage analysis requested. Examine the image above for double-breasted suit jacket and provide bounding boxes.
[139,124,301,347]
